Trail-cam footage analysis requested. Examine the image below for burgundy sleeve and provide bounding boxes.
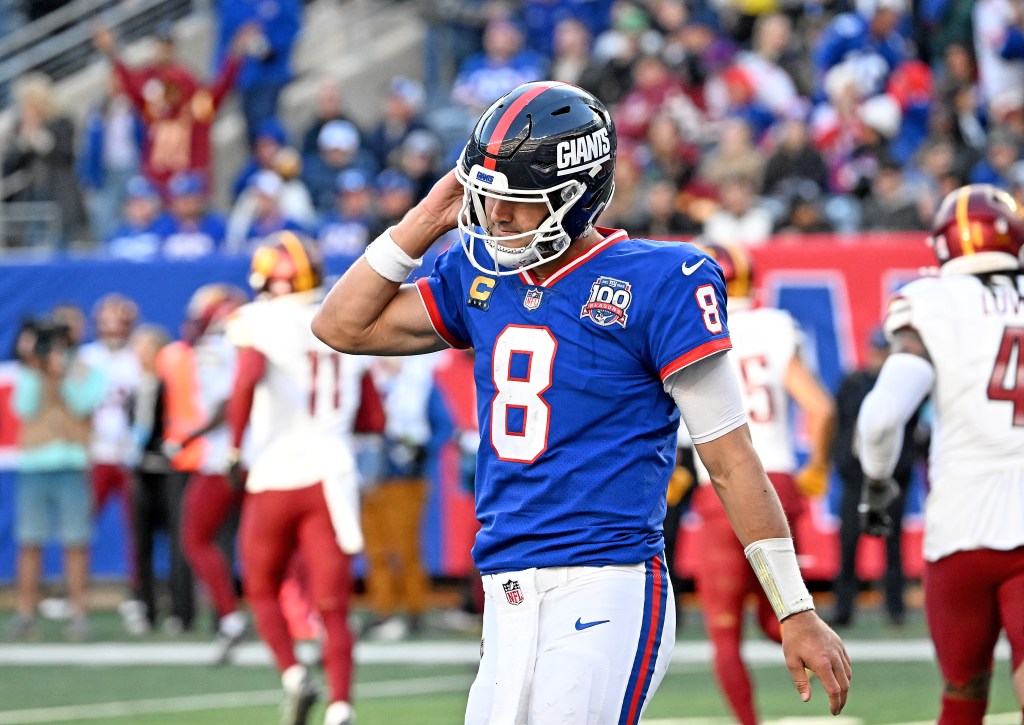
[227,347,267,449]
[353,371,386,434]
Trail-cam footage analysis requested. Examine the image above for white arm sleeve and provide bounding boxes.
[856,352,935,479]
[663,351,746,445]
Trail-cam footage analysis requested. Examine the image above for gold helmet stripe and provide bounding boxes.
[277,231,314,291]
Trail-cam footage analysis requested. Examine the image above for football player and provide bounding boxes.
[174,283,251,661]
[78,295,142,622]
[225,231,377,725]
[312,81,849,724]
[691,242,835,725]
[857,184,1024,723]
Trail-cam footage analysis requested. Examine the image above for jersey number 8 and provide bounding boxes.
[491,325,557,463]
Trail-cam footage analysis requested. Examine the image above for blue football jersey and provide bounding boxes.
[417,228,731,574]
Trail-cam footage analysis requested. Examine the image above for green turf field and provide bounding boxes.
[0,605,1017,724]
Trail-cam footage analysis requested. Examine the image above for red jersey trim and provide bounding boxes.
[483,81,565,170]
[518,228,628,288]
[415,278,470,349]
[659,337,732,381]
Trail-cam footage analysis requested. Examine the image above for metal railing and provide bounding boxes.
[0,201,62,249]
[0,0,194,91]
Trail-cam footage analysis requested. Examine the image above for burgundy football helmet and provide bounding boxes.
[700,241,754,304]
[929,184,1024,275]
[184,284,248,342]
[248,231,324,296]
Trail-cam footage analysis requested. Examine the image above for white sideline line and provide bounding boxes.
[0,638,1009,667]
[0,675,474,724]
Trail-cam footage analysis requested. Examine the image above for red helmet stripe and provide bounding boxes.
[483,81,565,170]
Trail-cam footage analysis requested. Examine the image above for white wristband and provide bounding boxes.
[744,537,815,621]
[363,226,423,283]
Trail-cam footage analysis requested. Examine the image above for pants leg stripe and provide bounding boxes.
[618,554,668,725]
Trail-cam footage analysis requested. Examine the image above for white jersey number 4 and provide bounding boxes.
[490,325,556,463]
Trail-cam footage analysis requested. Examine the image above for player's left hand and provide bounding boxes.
[795,461,830,498]
[780,610,852,715]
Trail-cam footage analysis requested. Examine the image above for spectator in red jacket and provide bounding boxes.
[92,23,257,195]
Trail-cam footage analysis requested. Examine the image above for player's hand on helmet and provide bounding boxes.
[858,476,899,537]
[795,460,830,498]
[780,610,852,716]
[414,170,463,235]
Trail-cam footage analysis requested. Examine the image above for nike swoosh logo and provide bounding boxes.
[681,259,706,276]
[575,617,610,631]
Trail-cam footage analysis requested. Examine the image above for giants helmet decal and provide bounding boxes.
[249,231,324,295]
[455,81,617,276]
[929,184,1024,276]
[700,242,754,303]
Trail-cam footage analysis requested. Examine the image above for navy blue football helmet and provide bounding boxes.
[455,81,617,275]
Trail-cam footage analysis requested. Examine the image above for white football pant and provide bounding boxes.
[465,555,675,725]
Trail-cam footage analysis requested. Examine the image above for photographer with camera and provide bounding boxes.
[6,315,106,641]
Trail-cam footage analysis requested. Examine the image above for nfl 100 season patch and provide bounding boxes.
[581,276,632,328]
[503,579,524,605]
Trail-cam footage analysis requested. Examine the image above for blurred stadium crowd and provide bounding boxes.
[1,0,1023,256]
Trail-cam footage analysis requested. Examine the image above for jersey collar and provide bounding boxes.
[517,227,628,288]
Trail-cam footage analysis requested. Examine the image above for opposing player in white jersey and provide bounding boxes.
[226,232,375,725]
[312,82,849,724]
[691,243,835,725]
[857,184,1024,724]
[78,295,141,609]
[174,284,251,662]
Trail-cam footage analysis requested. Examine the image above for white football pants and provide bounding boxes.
[465,554,675,725]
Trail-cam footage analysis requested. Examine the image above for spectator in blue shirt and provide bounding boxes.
[232,118,289,200]
[812,0,908,100]
[160,172,228,259]
[302,120,379,215]
[364,77,429,171]
[77,76,145,241]
[105,176,170,262]
[317,169,378,258]
[214,0,302,146]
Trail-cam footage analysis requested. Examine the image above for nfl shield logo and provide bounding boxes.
[524,288,543,311]
[502,579,524,606]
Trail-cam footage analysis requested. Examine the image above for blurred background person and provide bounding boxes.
[1,72,88,248]
[78,295,141,626]
[160,172,228,260]
[690,243,835,725]
[177,284,251,661]
[7,316,106,640]
[120,323,171,635]
[225,233,378,725]
[829,327,924,628]
[361,354,439,641]
[103,176,168,262]
[213,0,302,145]
[77,75,145,242]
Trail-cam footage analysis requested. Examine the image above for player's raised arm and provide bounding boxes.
[311,170,465,356]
